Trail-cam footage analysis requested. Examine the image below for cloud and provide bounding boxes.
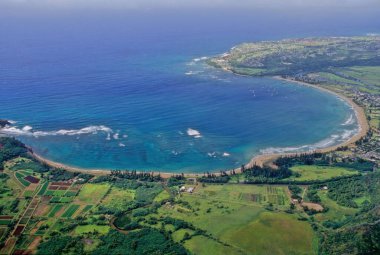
[1,0,379,10]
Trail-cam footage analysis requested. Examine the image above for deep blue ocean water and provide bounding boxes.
[0,9,378,172]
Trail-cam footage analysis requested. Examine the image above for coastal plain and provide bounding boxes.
[0,36,380,255]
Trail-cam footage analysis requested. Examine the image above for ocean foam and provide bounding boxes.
[342,114,355,126]
[185,70,202,76]
[187,128,202,138]
[260,127,358,155]
[0,124,112,138]
[207,152,217,157]
[22,125,33,132]
[193,56,208,62]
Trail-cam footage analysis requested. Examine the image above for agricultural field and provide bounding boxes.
[0,136,379,254]
[314,190,358,222]
[287,165,358,181]
[138,184,316,255]
[101,187,135,210]
[75,183,110,204]
[74,225,110,235]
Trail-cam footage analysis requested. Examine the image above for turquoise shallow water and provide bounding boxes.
[0,10,365,172]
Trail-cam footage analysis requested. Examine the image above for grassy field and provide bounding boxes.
[74,225,110,235]
[184,235,244,255]
[314,190,358,222]
[37,182,49,196]
[47,204,65,217]
[101,187,135,210]
[224,212,317,255]
[61,204,80,218]
[153,190,171,202]
[0,163,368,255]
[143,184,317,254]
[76,183,110,204]
[15,172,30,187]
[287,165,358,181]
[1,152,367,255]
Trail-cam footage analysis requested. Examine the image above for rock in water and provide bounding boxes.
[0,119,10,128]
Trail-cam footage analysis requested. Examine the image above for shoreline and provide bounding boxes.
[227,76,369,175]
[27,76,369,178]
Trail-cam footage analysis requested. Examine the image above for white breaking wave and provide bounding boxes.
[113,133,119,140]
[118,142,126,147]
[340,129,356,140]
[207,152,217,157]
[342,114,355,126]
[0,125,112,137]
[193,56,208,62]
[260,128,358,155]
[187,128,202,138]
[185,70,203,76]
[260,145,309,154]
[223,152,230,157]
[22,125,33,131]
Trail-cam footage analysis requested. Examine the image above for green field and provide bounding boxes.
[314,190,358,222]
[76,183,110,204]
[0,219,12,225]
[74,225,110,235]
[61,204,80,218]
[1,136,378,255]
[102,187,135,210]
[37,182,49,195]
[223,212,317,255]
[23,190,34,197]
[184,235,243,255]
[153,190,170,202]
[191,184,289,207]
[81,205,93,214]
[47,204,64,217]
[15,172,30,187]
[287,165,358,181]
[144,184,316,254]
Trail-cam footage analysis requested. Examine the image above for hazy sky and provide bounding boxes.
[1,0,379,10]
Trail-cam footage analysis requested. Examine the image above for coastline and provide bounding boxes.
[27,76,369,178]
[228,76,369,174]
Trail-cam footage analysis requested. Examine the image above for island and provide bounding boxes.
[0,36,379,255]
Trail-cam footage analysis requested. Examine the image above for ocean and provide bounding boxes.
[0,8,378,172]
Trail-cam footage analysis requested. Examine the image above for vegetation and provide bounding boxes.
[92,229,188,255]
[208,36,380,76]
[0,135,378,254]
[1,36,380,254]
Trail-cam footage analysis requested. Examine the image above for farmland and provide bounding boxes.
[287,165,358,181]
[0,130,380,255]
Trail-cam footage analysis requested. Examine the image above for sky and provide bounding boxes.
[1,0,379,10]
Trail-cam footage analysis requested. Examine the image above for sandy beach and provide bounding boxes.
[30,76,369,178]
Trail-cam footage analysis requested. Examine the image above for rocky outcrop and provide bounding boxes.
[0,119,10,128]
